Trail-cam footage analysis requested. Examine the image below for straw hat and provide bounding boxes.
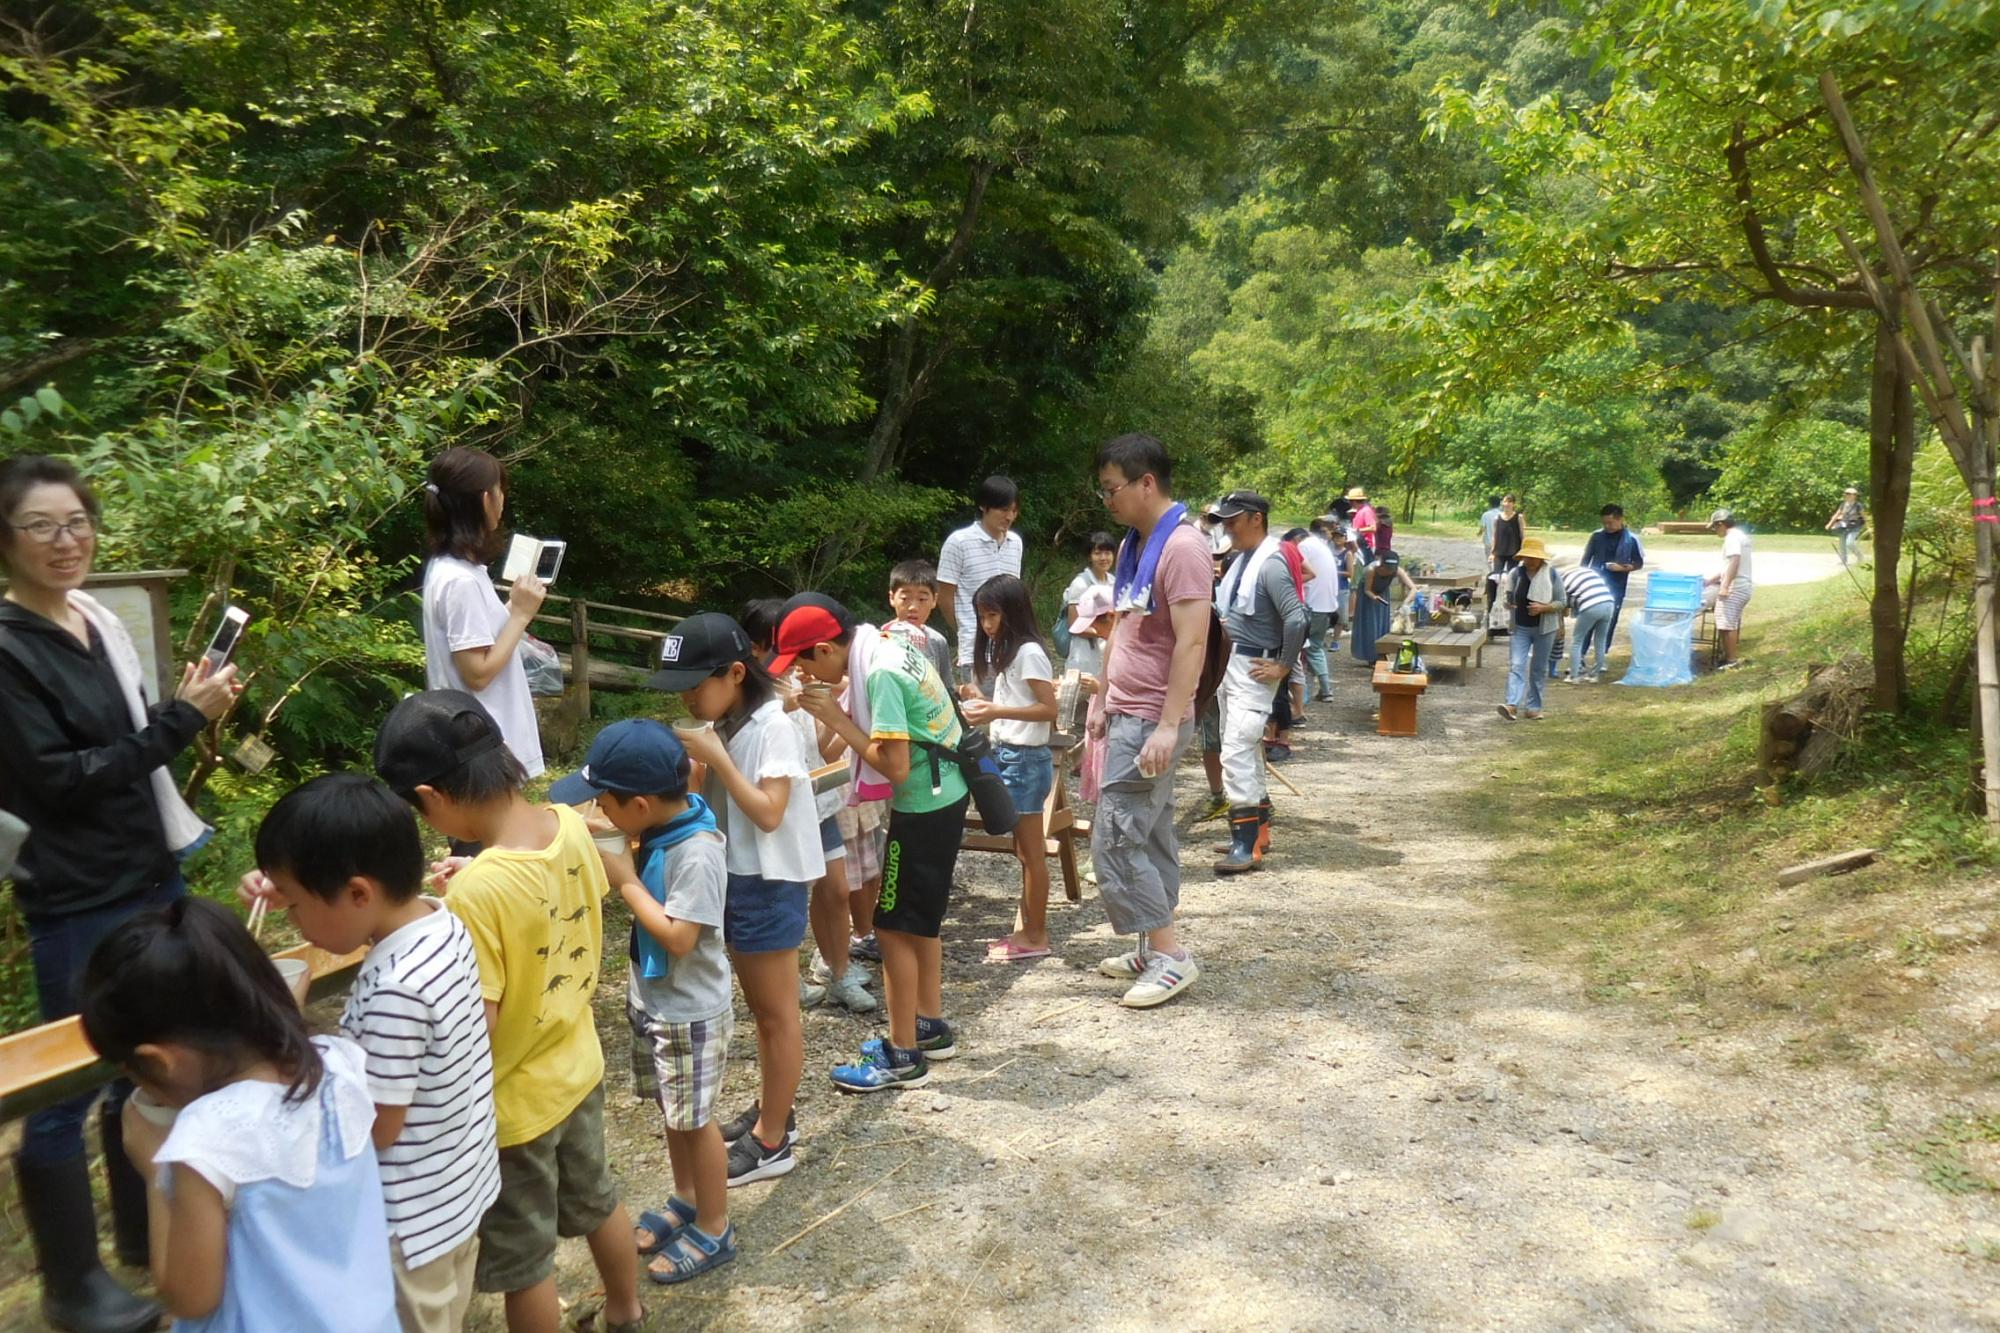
[1843,484,1859,495]
[1516,537,1551,563]
[1345,486,1368,502]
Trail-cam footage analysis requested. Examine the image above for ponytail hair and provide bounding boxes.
[423,447,507,563]
[80,897,324,1106]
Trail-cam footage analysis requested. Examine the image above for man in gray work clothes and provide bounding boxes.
[1206,491,1308,876]
[1089,433,1213,1010]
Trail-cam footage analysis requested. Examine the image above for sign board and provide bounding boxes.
[0,571,183,701]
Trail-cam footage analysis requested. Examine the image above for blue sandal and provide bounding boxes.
[645,1223,738,1285]
[634,1198,696,1256]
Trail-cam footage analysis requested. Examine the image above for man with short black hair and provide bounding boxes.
[935,476,1023,677]
[1089,434,1210,1008]
[1581,502,1646,655]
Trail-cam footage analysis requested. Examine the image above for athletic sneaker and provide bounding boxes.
[1313,690,1335,703]
[1097,947,1149,979]
[1717,658,1747,672]
[849,933,881,963]
[827,964,878,1013]
[800,977,826,1008]
[725,1131,796,1187]
[809,950,835,985]
[858,1022,957,1062]
[831,1047,929,1093]
[1120,952,1199,1009]
[719,1103,797,1147]
[1200,793,1228,821]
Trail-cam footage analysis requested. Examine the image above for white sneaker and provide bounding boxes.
[1120,952,1199,1009]
[1097,947,1149,979]
[828,965,878,1013]
[800,978,827,1008]
[809,950,835,985]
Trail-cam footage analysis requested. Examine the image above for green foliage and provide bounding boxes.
[1708,419,1870,530]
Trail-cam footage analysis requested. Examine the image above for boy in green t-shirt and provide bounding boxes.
[771,593,970,1092]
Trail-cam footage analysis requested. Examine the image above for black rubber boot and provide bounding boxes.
[16,1152,163,1333]
[99,1100,151,1268]
[1213,808,1262,875]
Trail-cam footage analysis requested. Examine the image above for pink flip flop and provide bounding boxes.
[984,939,1052,964]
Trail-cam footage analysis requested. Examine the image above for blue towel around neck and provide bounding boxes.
[1112,501,1190,615]
[629,793,719,981]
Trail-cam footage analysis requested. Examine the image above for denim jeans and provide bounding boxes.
[1506,628,1555,713]
[1570,603,1615,677]
[21,874,186,1166]
[1838,527,1863,566]
[1302,611,1334,694]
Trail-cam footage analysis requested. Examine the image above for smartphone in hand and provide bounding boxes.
[203,606,250,671]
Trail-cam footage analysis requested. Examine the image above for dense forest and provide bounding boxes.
[3,0,1998,917]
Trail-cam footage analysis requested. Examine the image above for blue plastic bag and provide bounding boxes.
[1619,610,1695,687]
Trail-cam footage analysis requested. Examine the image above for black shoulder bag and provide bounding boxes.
[913,694,1020,836]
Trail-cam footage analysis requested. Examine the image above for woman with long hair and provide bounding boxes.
[419,447,546,778]
[0,454,239,1333]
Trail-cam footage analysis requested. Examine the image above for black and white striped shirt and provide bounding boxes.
[340,900,500,1269]
[1559,565,1616,616]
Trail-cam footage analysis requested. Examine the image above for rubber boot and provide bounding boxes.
[1254,797,1274,862]
[100,1100,151,1268]
[16,1152,163,1333]
[1214,808,1262,875]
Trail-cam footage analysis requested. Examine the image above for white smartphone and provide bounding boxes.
[203,606,250,670]
[535,539,566,585]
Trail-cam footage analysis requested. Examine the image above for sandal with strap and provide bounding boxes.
[567,1293,647,1333]
[634,1198,696,1256]
[646,1223,738,1285]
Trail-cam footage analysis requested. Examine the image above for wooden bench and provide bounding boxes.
[961,747,1090,903]
[1373,626,1486,683]
[1412,572,1483,591]
[1656,520,1714,535]
[1371,662,1429,736]
[0,942,368,1123]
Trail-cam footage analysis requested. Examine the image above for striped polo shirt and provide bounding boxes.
[1559,564,1616,616]
[936,520,1024,666]
[340,900,500,1269]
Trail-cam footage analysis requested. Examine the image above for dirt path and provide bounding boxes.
[490,564,1997,1332]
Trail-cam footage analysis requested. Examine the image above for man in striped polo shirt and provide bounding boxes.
[1556,562,1618,682]
[936,476,1024,678]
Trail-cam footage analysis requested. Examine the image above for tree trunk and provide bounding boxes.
[1867,324,1916,712]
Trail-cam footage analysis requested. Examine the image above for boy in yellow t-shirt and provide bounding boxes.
[375,691,643,1333]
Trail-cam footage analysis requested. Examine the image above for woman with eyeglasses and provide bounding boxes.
[0,453,238,1333]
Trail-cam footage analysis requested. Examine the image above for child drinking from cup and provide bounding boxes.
[81,898,399,1332]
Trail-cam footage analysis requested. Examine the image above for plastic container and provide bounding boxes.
[1645,571,1705,613]
[1619,610,1696,687]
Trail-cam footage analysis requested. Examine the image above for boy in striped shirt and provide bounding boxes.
[246,773,500,1333]
[1556,563,1618,682]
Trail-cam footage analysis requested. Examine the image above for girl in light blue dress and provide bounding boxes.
[79,897,397,1333]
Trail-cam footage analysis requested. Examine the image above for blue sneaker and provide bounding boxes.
[831,1047,929,1093]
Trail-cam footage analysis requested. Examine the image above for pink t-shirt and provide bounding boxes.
[1105,520,1212,724]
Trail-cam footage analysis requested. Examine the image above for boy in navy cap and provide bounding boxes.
[550,720,737,1284]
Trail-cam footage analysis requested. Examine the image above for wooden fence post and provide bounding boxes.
[570,598,592,723]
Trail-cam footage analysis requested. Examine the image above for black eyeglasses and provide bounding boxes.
[8,515,98,544]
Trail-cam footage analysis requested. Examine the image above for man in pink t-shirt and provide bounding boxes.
[1088,433,1212,1010]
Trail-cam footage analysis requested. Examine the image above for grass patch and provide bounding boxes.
[1458,573,2000,1085]
[1913,1116,2000,1196]
[1685,1208,1722,1232]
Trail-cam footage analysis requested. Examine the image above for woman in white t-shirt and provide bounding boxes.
[1704,508,1754,670]
[420,448,546,777]
[1061,532,1118,609]
[962,576,1057,963]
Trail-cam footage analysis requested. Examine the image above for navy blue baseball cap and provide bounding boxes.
[548,719,691,805]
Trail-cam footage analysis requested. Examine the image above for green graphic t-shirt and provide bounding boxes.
[866,634,969,813]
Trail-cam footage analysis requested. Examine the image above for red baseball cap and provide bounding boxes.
[768,593,856,675]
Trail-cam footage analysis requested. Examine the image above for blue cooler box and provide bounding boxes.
[1645,571,1705,612]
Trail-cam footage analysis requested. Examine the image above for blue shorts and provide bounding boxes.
[818,815,845,862]
[723,874,809,954]
[994,743,1054,818]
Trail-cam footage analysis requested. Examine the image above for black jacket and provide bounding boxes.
[0,600,206,918]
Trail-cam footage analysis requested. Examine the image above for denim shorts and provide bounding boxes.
[723,873,809,954]
[993,743,1054,817]
[818,815,846,862]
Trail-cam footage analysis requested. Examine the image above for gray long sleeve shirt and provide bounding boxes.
[1221,551,1309,668]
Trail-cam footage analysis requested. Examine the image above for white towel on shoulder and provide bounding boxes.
[70,591,211,857]
[1215,536,1282,616]
[841,623,895,803]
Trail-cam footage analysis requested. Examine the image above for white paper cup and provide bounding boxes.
[593,830,630,857]
[128,1087,178,1128]
[272,957,311,1006]
[671,718,712,738]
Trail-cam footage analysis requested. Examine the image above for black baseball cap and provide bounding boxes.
[374,690,506,795]
[548,719,690,805]
[647,612,753,691]
[1206,490,1271,520]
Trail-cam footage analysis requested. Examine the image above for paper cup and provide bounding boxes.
[128,1087,178,1128]
[671,718,712,738]
[272,957,311,1007]
[593,830,630,856]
